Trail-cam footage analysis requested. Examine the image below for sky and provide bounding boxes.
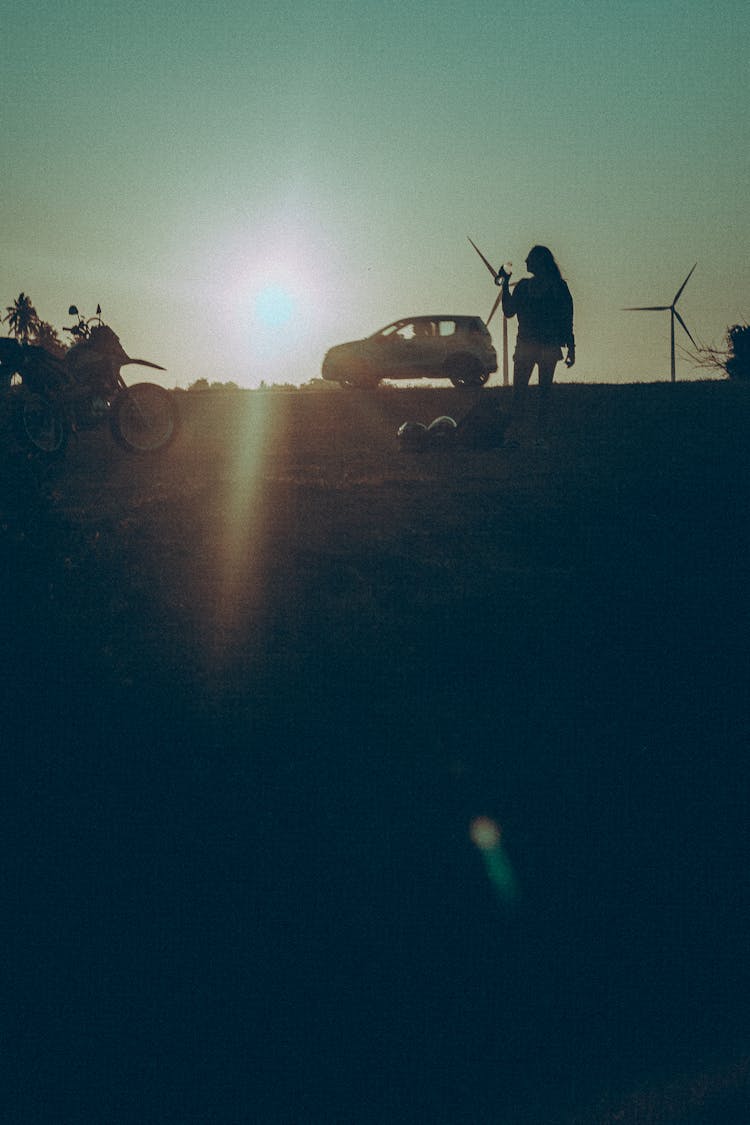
[2,0,748,388]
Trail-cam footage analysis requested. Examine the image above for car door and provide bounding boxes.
[368,320,424,379]
[361,321,407,379]
[436,319,459,370]
[391,318,449,378]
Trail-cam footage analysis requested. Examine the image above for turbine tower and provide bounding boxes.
[468,237,514,385]
[624,264,698,383]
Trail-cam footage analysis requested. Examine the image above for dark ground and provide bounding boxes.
[2,382,750,1123]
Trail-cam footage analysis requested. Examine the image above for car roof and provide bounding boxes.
[378,315,488,329]
[365,314,491,339]
[401,315,484,323]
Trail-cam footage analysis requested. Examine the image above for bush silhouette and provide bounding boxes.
[697,321,750,381]
[726,323,750,381]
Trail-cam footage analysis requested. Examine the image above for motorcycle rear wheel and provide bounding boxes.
[110,382,179,453]
[15,393,68,458]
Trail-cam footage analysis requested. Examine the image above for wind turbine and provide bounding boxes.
[468,237,514,385]
[624,264,698,382]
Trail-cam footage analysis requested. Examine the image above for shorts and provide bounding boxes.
[513,340,564,365]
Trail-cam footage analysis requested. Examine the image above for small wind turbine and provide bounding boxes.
[624,264,698,382]
[468,237,515,385]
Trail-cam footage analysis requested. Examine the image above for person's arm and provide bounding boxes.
[561,281,575,366]
[501,277,519,319]
[565,335,576,367]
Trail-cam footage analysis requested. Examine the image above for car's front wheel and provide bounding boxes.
[447,355,489,388]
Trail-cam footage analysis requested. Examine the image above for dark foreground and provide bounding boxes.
[2,383,749,1123]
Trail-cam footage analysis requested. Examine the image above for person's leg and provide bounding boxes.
[536,355,558,437]
[510,348,535,440]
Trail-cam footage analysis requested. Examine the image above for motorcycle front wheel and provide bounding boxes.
[15,393,68,458]
[110,382,179,453]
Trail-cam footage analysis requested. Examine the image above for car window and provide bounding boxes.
[384,322,432,341]
[438,320,457,337]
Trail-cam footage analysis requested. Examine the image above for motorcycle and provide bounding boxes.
[1,305,179,458]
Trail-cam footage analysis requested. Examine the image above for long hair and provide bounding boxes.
[527,245,563,281]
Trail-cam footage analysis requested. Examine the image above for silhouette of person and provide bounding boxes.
[499,245,575,441]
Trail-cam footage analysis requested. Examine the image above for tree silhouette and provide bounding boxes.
[3,292,40,343]
[33,320,67,358]
[697,322,750,381]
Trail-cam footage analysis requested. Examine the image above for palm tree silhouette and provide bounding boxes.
[3,292,40,343]
[34,320,67,358]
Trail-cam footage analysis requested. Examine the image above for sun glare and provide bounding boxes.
[254,284,296,327]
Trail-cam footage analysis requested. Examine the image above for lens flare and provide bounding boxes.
[470,816,517,904]
[206,392,280,670]
[470,816,502,851]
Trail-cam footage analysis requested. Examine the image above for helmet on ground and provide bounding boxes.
[428,415,458,441]
[397,420,428,449]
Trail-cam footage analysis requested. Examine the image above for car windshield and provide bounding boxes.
[374,320,442,341]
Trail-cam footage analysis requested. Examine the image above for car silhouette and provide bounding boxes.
[321,315,497,389]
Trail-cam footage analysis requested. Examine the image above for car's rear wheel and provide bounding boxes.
[447,355,489,388]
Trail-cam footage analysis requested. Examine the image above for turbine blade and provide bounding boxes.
[486,292,502,326]
[673,262,697,305]
[623,305,670,311]
[674,309,698,349]
[468,236,498,279]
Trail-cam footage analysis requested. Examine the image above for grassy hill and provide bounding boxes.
[3,382,749,1122]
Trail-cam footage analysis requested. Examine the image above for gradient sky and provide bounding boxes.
[2,0,748,387]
